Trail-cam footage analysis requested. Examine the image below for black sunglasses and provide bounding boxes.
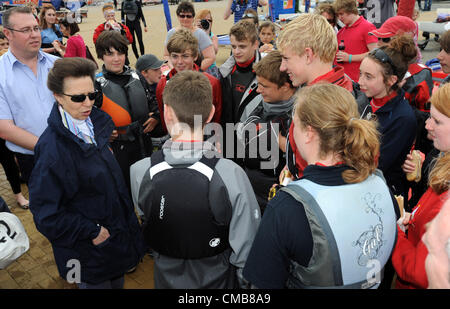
[378,37,391,43]
[62,91,98,103]
[178,13,193,19]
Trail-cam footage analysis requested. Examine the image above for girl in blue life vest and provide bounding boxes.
[243,83,400,289]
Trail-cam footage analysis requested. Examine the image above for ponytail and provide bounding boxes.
[342,118,380,183]
[428,151,450,195]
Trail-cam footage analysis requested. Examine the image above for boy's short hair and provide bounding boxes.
[258,21,276,34]
[95,30,129,59]
[440,30,450,53]
[230,20,258,44]
[254,50,293,88]
[167,29,199,59]
[163,71,212,129]
[277,13,337,63]
[334,0,359,15]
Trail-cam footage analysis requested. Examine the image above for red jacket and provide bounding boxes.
[93,22,133,44]
[288,66,355,178]
[392,188,448,289]
[155,65,222,134]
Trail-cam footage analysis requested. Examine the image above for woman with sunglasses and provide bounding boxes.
[29,57,145,288]
[359,35,417,200]
[163,1,215,72]
[39,4,63,56]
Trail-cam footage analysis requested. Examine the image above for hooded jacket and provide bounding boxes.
[29,103,145,284]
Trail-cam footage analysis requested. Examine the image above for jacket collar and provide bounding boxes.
[101,64,133,78]
[47,102,114,154]
[373,90,405,114]
[219,50,261,78]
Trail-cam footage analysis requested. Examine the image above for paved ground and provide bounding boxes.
[0,0,449,289]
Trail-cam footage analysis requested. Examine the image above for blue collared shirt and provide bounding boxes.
[0,50,58,154]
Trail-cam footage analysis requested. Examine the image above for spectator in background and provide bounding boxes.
[164,2,216,72]
[0,7,58,184]
[335,0,378,82]
[423,197,450,289]
[224,0,267,24]
[437,30,450,84]
[121,0,148,59]
[195,9,219,78]
[241,8,259,27]
[25,1,39,23]
[316,2,339,33]
[258,21,276,54]
[53,16,87,58]
[392,83,450,289]
[93,4,133,45]
[39,4,63,56]
[0,31,8,56]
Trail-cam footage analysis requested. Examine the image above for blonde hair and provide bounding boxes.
[295,83,380,184]
[195,9,212,23]
[277,13,337,63]
[428,84,450,195]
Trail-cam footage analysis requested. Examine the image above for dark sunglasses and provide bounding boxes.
[378,37,391,43]
[178,14,193,19]
[326,19,335,25]
[62,91,98,103]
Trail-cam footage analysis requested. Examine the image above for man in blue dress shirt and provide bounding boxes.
[0,6,58,184]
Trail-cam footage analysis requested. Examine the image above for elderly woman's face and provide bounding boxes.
[55,76,95,120]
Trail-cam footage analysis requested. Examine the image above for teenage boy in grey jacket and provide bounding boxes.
[130,71,261,289]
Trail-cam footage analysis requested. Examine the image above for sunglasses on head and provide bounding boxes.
[370,48,397,75]
[62,91,98,103]
[178,13,193,19]
[378,37,391,43]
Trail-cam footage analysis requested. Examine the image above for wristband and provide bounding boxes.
[348,54,352,64]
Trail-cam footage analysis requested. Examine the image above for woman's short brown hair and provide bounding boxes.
[47,57,97,95]
[95,30,129,59]
[59,15,80,36]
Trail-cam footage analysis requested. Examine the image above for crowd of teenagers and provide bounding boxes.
[0,0,449,290]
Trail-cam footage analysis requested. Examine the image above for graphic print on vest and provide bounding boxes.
[123,0,138,21]
[352,192,386,267]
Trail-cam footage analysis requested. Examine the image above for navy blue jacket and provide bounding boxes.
[29,103,145,284]
[376,90,417,196]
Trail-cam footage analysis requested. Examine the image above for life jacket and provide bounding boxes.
[281,170,397,289]
[403,63,433,113]
[144,150,231,259]
[96,68,149,139]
